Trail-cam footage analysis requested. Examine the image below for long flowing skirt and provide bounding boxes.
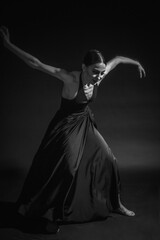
[17,106,120,223]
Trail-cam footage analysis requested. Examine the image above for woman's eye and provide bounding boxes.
[100,71,105,75]
[92,70,105,75]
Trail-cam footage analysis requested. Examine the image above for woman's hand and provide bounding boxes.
[137,63,146,78]
[105,56,146,79]
[0,26,10,45]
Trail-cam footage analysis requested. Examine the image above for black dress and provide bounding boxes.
[17,73,121,223]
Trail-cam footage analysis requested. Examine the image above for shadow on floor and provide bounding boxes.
[0,167,159,239]
[0,201,56,235]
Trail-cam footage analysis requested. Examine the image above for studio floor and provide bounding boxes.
[0,166,159,240]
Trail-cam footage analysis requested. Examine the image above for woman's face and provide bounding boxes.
[85,62,106,83]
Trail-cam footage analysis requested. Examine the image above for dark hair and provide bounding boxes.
[83,49,105,67]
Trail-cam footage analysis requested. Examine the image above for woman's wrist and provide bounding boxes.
[137,62,141,69]
[4,39,11,48]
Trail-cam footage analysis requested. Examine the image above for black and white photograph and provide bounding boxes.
[0,2,159,239]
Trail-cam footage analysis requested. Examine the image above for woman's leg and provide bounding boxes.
[94,129,135,217]
[113,194,135,216]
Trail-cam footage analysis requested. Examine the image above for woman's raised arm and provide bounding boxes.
[105,56,146,78]
[0,26,73,83]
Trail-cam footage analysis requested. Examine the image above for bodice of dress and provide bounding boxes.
[59,72,98,115]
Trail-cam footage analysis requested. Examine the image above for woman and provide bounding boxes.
[0,26,146,234]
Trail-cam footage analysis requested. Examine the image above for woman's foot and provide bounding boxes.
[113,204,135,217]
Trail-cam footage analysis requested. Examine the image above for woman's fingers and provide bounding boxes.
[0,26,10,42]
[141,67,146,78]
[0,26,9,36]
[138,65,146,78]
[1,26,8,32]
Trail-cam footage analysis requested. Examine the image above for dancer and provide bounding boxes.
[0,26,146,234]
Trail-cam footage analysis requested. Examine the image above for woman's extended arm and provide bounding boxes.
[105,56,146,78]
[0,26,73,83]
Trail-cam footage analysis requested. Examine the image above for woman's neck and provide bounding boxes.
[81,71,99,86]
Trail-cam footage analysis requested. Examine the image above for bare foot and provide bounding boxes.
[113,204,135,217]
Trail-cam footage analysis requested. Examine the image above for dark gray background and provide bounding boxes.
[0,2,159,172]
[0,2,159,239]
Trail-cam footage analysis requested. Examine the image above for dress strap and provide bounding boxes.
[79,71,83,90]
